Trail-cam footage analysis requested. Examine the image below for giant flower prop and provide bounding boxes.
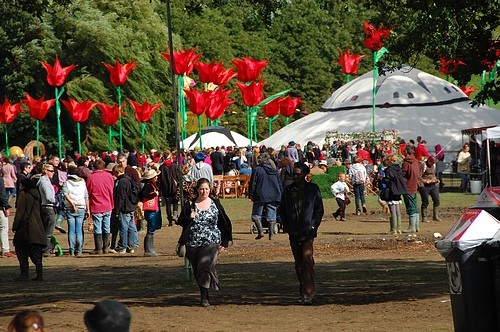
[232,57,268,82]
[236,79,265,107]
[24,93,55,155]
[97,103,123,150]
[363,21,391,132]
[103,60,135,150]
[279,96,302,118]
[41,55,76,158]
[185,89,209,148]
[62,98,97,155]
[439,57,466,77]
[129,100,162,152]
[206,89,234,120]
[263,97,282,136]
[162,48,202,146]
[338,47,365,82]
[460,85,477,97]
[0,98,23,156]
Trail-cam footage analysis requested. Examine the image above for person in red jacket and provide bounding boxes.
[402,145,421,233]
[414,139,431,161]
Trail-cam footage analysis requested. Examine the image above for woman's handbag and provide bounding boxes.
[143,195,159,211]
[345,196,351,205]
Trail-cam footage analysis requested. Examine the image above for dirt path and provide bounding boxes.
[0,207,461,331]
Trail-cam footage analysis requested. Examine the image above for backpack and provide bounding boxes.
[128,178,141,205]
[352,167,365,184]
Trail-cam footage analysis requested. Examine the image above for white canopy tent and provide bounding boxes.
[182,126,256,150]
[259,66,500,162]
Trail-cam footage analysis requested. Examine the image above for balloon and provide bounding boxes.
[9,146,23,157]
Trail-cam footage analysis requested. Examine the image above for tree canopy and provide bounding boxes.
[0,0,498,155]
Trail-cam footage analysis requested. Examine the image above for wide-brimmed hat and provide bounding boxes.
[105,162,116,172]
[319,160,328,166]
[84,299,131,332]
[141,169,160,181]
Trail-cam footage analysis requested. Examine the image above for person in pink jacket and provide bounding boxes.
[1,157,17,199]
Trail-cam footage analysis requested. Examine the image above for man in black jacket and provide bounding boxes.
[111,164,137,254]
[210,147,224,176]
[280,162,324,305]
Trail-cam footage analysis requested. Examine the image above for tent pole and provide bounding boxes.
[487,138,491,187]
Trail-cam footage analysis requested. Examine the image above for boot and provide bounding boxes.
[402,214,417,233]
[388,216,397,234]
[254,218,264,240]
[396,216,402,234]
[91,234,103,255]
[33,263,43,281]
[268,222,276,240]
[102,233,110,254]
[15,260,29,280]
[144,233,157,257]
[167,216,173,227]
[421,208,429,223]
[433,207,442,222]
[414,214,420,232]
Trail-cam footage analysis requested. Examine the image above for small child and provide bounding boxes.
[331,173,350,221]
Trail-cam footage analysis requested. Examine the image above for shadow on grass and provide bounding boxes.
[0,258,448,316]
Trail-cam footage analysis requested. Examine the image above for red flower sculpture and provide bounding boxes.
[103,61,136,86]
[184,89,209,115]
[439,57,466,75]
[24,93,55,121]
[363,21,391,51]
[232,57,268,82]
[40,55,77,87]
[195,61,223,84]
[129,100,162,123]
[236,79,264,107]
[0,98,23,124]
[279,96,302,117]
[162,48,201,76]
[460,85,477,97]
[263,97,281,118]
[97,103,121,126]
[215,67,237,86]
[480,41,500,70]
[338,48,365,75]
[61,98,97,123]
[206,89,235,120]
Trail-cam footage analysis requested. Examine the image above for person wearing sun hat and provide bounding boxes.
[84,299,131,332]
[140,169,162,256]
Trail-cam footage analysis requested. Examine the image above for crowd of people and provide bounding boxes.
[0,134,468,308]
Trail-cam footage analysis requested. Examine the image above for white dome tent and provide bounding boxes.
[259,65,500,156]
[182,126,256,150]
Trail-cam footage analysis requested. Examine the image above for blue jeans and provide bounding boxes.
[92,211,112,234]
[116,212,137,251]
[66,208,85,254]
[251,202,278,222]
[460,173,469,191]
[353,184,366,212]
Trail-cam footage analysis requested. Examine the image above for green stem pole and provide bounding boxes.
[55,86,64,159]
[4,124,9,157]
[141,122,146,153]
[268,115,279,136]
[197,115,203,149]
[372,51,377,133]
[108,126,112,151]
[346,74,351,84]
[76,122,81,155]
[178,75,187,146]
[286,117,289,126]
[36,120,40,156]
[246,106,251,146]
[488,71,494,107]
[117,86,123,151]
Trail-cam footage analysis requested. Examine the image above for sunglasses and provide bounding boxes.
[47,169,55,173]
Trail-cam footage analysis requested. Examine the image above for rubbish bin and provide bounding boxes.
[470,180,482,194]
[436,240,498,331]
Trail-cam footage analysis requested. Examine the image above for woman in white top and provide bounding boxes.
[457,143,471,192]
[62,166,90,256]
